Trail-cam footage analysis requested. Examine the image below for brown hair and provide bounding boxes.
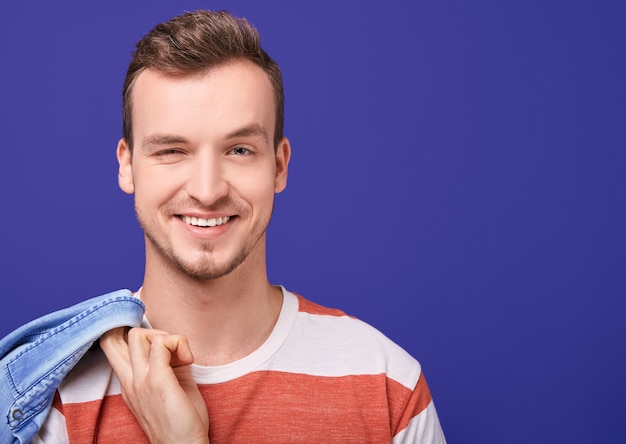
[122,10,284,151]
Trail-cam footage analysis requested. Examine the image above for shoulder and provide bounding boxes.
[290,293,446,442]
[279,291,422,388]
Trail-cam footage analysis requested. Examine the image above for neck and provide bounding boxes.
[138,243,283,366]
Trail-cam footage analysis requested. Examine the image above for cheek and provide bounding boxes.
[228,160,275,193]
[237,170,276,202]
[133,168,183,208]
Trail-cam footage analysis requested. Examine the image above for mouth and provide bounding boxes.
[179,215,232,227]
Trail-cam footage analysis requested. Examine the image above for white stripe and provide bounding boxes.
[33,406,69,444]
[59,344,121,403]
[392,401,447,444]
[261,310,422,389]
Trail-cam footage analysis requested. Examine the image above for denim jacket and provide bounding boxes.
[0,290,145,444]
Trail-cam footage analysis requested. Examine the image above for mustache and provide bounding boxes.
[161,195,244,214]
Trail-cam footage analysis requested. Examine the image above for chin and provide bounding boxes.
[170,249,249,281]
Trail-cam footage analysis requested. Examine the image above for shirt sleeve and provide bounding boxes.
[391,373,447,444]
[393,400,446,444]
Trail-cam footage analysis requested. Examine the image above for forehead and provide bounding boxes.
[130,62,276,142]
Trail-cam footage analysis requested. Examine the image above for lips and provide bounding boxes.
[180,215,231,227]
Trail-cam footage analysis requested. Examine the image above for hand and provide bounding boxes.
[100,327,209,444]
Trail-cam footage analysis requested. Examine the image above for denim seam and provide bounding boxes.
[7,346,89,432]
[5,297,142,399]
[7,296,141,369]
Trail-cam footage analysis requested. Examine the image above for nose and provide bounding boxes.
[185,151,229,205]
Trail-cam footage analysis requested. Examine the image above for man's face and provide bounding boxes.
[117,62,290,280]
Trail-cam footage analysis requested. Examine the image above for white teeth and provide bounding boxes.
[182,216,230,227]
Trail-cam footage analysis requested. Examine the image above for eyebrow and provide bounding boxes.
[226,123,270,144]
[141,134,190,150]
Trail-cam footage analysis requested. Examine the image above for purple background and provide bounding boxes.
[1,1,625,442]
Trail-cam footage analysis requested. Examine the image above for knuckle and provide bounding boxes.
[150,333,167,346]
[127,327,142,340]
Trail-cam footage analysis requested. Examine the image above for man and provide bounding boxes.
[13,10,445,443]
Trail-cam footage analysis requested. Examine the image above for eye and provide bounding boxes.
[152,148,186,163]
[230,146,252,156]
[156,148,182,156]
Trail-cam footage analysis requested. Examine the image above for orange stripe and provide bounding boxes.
[60,370,430,442]
[294,293,347,316]
[63,395,147,443]
[52,390,63,414]
[388,373,433,435]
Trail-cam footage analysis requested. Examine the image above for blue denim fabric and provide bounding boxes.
[0,289,145,444]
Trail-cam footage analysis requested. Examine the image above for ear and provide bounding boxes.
[117,138,135,194]
[274,137,291,193]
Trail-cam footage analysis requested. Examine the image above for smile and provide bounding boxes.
[180,215,231,227]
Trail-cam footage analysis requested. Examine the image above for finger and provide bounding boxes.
[100,327,132,382]
[149,335,199,399]
[168,335,194,367]
[149,334,194,368]
[126,328,155,377]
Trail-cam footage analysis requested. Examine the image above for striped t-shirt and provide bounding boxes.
[36,289,445,443]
